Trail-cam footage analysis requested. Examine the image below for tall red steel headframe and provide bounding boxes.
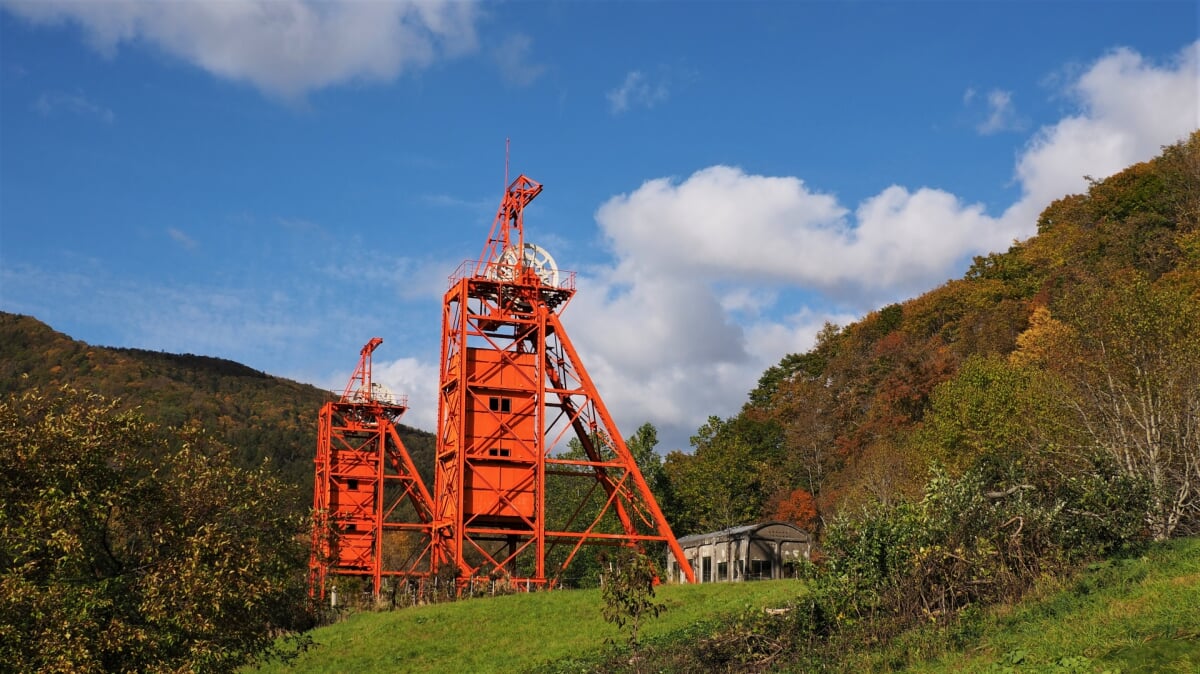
[308,337,440,599]
[432,173,696,588]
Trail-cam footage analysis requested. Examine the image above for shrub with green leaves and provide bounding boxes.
[818,464,1150,639]
[0,386,313,673]
[600,548,665,653]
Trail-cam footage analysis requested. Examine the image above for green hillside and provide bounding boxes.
[248,537,1199,673]
[252,579,805,673]
[905,536,1200,674]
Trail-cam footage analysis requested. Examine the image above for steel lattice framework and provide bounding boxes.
[432,174,696,587]
[308,338,441,599]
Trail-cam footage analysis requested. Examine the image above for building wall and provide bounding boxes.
[668,522,812,583]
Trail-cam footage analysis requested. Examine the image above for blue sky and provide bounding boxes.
[1,1,1197,452]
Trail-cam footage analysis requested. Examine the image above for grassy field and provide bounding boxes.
[251,579,805,673]
[838,536,1200,673]
[253,538,1200,673]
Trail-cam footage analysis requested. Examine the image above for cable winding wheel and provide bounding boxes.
[487,243,559,287]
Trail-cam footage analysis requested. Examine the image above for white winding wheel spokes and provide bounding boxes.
[488,243,560,287]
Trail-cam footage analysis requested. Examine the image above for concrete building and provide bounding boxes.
[667,521,813,583]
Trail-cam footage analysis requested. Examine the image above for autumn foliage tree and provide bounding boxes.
[765,375,840,518]
[1050,276,1200,539]
[0,386,312,673]
[771,487,818,530]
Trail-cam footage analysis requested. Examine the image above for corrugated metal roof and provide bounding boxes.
[676,520,807,545]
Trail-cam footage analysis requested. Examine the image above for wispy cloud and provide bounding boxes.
[166,227,197,250]
[421,193,495,211]
[31,90,114,123]
[491,32,546,88]
[607,69,670,114]
[2,0,483,99]
[0,260,324,359]
[275,216,324,233]
[974,86,1022,133]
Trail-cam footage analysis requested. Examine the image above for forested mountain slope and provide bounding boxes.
[664,131,1200,540]
[0,313,436,511]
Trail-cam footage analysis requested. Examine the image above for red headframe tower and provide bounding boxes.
[433,174,696,587]
[309,338,440,599]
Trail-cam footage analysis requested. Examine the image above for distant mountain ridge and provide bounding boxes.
[0,312,436,512]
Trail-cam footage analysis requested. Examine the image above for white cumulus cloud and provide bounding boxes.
[369,356,442,432]
[1006,42,1199,230]
[595,167,999,301]
[1,0,480,98]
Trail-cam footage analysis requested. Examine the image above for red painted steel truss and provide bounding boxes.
[432,173,696,587]
[308,339,440,599]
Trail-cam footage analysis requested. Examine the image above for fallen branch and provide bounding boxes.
[985,484,1034,499]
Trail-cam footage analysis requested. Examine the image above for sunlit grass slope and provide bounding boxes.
[255,538,1200,673]
[253,579,803,673]
[847,536,1200,673]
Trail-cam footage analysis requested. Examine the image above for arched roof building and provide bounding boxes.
[667,521,813,583]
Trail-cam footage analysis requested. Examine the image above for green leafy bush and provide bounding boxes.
[0,386,313,673]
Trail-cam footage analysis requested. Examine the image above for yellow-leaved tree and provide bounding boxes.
[0,386,313,673]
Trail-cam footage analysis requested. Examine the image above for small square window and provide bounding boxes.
[749,559,773,579]
[488,397,512,413]
[347,479,359,491]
